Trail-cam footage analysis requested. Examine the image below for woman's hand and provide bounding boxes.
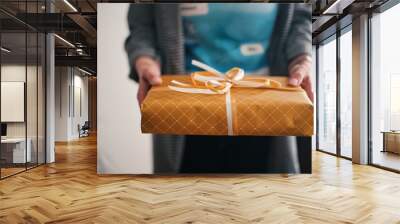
[288,54,313,102]
[135,56,162,105]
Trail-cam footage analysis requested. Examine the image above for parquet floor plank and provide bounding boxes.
[1,135,400,223]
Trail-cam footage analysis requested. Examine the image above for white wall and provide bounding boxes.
[76,74,89,124]
[97,3,153,174]
[55,67,70,141]
[72,73,89,138]
[54,67,89,141]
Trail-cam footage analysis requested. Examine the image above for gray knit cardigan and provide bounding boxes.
[125,3,312,173]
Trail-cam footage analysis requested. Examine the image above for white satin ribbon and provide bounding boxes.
[225,90,233,135]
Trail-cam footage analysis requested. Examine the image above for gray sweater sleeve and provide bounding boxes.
[124,4,159,82]
[285,4,312,62]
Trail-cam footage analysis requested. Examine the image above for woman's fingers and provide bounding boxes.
[135,56,162,105]
[301,75,314,102]
[288,64,305,87]
[288,57,313,102]
[143,66,162,85]
[137,78,150,105]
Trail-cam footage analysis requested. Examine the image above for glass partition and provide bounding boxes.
[27,31,38,169]
[38,32,45,165]
[317,35,337,154]
[26,0,44,169]
[0,1,46,179]
[1,31,28,177]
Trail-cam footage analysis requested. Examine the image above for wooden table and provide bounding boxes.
[0,138,31,166]
[381,131,400,154]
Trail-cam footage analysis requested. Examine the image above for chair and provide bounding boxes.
[79,121,90,138]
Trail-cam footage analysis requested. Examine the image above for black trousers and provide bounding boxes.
[179,135,299,173]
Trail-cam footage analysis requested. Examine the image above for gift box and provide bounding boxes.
[140,72,313,136]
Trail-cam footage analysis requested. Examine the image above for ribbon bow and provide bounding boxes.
[168,60,299,94]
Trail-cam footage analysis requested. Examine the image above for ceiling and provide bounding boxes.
[0,0,99,73]
[0,0,142,74]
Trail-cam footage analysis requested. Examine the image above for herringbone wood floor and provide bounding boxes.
[1,135,400,224]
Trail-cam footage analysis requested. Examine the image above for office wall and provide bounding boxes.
[73,73,89,138]
[97,3,153,174]
[55,67,70,141]
[54,67,89,141]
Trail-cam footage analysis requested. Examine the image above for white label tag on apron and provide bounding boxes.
[240,43,265,56]
[180,3,209,16]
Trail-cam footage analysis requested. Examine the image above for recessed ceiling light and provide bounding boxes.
[78,67,93,76]
[1,47,11,53]
[54,34,75,48]
[63,0,78,12]
[322,0,353,15]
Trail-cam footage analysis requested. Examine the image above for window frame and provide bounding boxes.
[315,23,353,160]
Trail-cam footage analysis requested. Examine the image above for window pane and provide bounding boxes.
[371,4,400,171]
[312,45,317,151]
[340,29,352,158]
[318,37,337,154]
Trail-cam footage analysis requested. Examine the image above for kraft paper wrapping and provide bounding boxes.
[141,75,313,136]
